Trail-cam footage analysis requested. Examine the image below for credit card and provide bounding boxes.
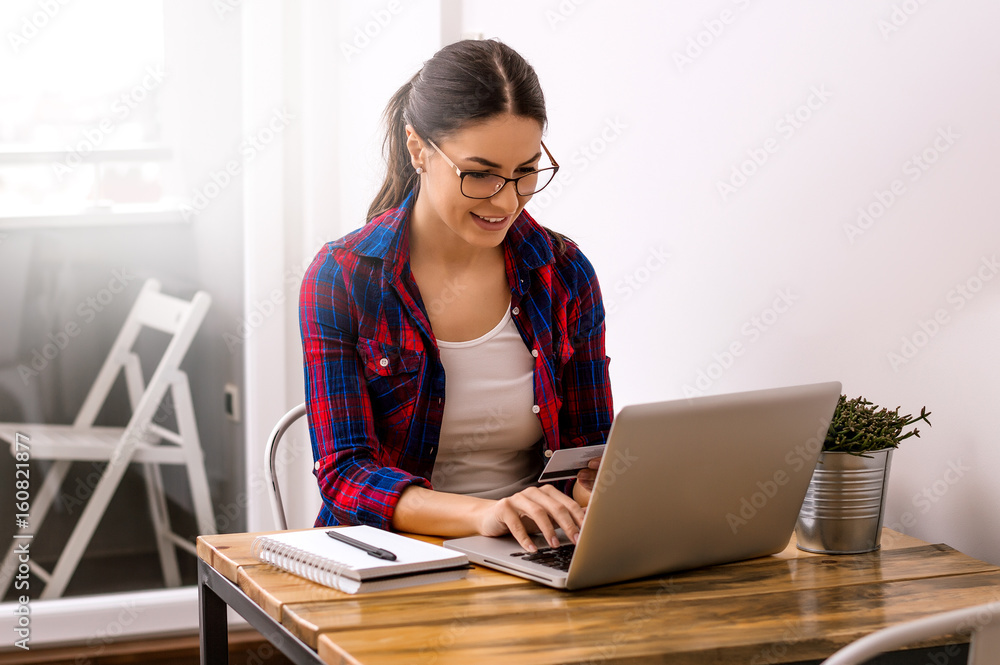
[537,444,606,483]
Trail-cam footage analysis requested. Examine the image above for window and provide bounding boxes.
[0,0,178,226]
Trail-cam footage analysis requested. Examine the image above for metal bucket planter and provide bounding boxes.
[795,448,893,554]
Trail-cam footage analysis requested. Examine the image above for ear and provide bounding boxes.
[404,125,426,170]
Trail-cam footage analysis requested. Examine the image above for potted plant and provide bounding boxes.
[795,395,932,554]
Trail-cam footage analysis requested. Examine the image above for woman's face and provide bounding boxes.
[407,113,544,251]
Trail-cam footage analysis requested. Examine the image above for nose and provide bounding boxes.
[489,179,520,213]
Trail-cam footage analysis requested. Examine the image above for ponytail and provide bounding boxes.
[367,73,421,222]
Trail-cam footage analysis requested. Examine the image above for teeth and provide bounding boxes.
[475,214,506,223]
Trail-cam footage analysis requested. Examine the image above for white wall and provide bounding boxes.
[458,0,1000,563]
[263,1,1000,560]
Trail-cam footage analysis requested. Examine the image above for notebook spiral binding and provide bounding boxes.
[251,535,350,589]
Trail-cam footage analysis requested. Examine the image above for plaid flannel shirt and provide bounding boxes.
[299,192,613,529]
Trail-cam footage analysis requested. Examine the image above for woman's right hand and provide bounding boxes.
[477,484,586,552]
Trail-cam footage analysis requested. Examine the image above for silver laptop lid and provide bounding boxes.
[564,380,840,589]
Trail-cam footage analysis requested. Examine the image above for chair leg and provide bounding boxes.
[0,459,71,597]
[185,450,217,536]
[143,462,181,588]
[40,452,134,599]
[173,375,217,535]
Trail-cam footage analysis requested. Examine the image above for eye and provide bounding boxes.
[465,172,493,180]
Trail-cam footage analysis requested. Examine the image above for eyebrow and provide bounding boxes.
[463,152,542,169]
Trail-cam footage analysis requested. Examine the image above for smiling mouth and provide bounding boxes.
[472,213,509,224]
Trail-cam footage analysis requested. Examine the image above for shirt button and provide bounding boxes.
[512,307,520,315]
[314,461,320,471]
[531,404,540,414]
[379,357,389,367]
[544,449,553,458]
[531,349,539,358]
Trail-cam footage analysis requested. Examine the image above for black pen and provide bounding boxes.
[326,529,397,561]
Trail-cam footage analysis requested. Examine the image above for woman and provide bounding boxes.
[299,39,612,552]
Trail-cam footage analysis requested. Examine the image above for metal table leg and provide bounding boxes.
[198,558,324,665]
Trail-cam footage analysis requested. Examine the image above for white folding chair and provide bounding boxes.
[264,403,307,531]
[0,278,215,599]
[822,600,1000,665]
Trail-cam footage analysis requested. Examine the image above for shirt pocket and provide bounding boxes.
[356,338,424,427]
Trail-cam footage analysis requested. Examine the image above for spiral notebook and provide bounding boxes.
[251,525,470,594]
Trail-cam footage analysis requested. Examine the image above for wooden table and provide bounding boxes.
[197,528,1000,664]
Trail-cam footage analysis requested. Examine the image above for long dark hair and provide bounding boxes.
[367,39,568,253]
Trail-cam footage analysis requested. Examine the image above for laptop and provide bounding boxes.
[443,381,841,590]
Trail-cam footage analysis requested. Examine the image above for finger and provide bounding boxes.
[587,458,601,469]
[505,492,561,548]
[493,498,538,552]
[518,486,586,546]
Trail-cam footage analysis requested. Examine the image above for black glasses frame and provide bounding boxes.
[424,137,560,199]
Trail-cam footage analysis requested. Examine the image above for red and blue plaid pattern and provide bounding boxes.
[299,192,613,528]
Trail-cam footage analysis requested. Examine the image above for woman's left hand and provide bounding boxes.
[573,457,601,507]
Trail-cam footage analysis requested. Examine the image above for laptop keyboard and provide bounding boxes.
[511,544,576,572]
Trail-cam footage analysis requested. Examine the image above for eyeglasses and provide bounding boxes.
[424,136,560,199]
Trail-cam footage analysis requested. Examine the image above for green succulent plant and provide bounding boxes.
[823,394,932,456]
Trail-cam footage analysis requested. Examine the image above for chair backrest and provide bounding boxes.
[72,278,211,437]
[265,402,308,530]
[822,600,1000,665]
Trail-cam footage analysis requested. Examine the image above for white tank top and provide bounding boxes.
[430,304,544,499]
